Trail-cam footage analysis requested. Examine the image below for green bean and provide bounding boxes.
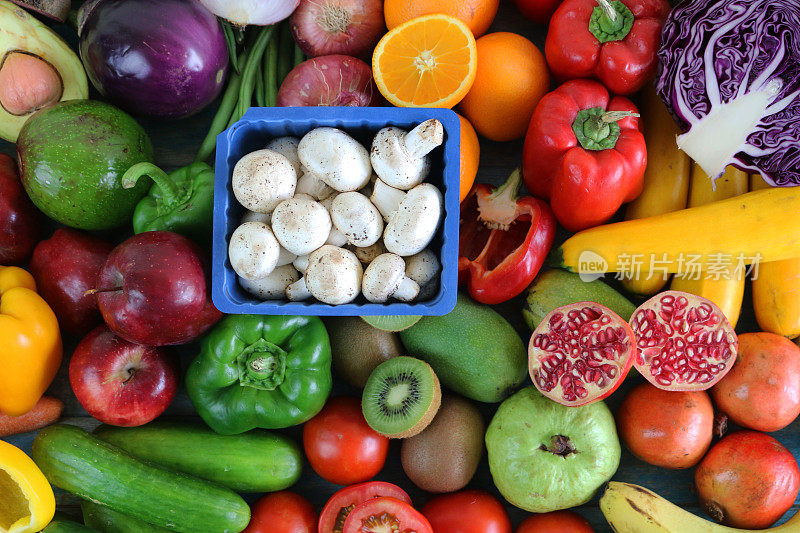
[255,66,266,108]
[195,68,243,163]
[277,22,293,83]
[294,43,305,67]
[235,25,275,121]
[221,21,240,75]
[264,34,279,107]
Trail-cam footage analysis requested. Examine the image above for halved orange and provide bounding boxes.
[372,14,478,108]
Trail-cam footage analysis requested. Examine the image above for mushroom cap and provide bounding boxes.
[370,127,431,190]
[352,241,386,264]
[228,221,281,281]
[271,197,332,256]
[265,136,302,176]
[298,127,372,192]
[239,264,301,300]
[232,149,297,213]
[331,192,384,247]
[362,253,408,303]
[405,248,440,286]
[306,245,363,305]
[384,183,443,256]
[296,171,334,200]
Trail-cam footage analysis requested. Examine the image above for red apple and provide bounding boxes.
[69,325,179,426]
[0,154,38,264]
[30,229,114,336]
[96,231,221,346]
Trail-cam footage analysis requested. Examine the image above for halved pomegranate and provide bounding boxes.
[630,290,737,391]
[528,302,636,406]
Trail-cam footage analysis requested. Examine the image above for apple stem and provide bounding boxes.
[84,287,122,297]
[123,367,137,384]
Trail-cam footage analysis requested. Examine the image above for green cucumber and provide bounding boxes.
[42,520,97,532]
[31,425,250,533]
[399,293,527,403]
[522,269,636,331]
[82,501,170,533]
[93,421,302,492]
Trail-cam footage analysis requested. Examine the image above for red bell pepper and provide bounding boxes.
[545,0,669,95]
[522,79,647,232]
[459,169,556,305]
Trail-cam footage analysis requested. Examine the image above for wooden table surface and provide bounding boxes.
[2,2,798,531]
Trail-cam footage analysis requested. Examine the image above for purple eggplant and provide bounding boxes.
[78,0,229,120]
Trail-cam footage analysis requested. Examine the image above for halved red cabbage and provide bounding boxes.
[657,0,800,186]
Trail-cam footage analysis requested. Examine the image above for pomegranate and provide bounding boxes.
[528,302,636,406]
[616,383,713,469]
[629,291,737,391]
[695,431,799,529]
[710,332,800,432]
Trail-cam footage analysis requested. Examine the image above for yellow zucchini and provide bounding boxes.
[556,187,800,274]
[670,164,747,326]
[750,173,771,191]
[621,85,690,295]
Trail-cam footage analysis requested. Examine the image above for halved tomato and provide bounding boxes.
[319,482,412,533]
[343,497,433,533]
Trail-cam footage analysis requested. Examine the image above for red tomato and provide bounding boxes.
[516,511,594,533]
[344,497,432,533]
[511,0,564,24]
[421,490,512,533]
[319,481,412,533]
[244,491,317,533]
[303,396,389,485]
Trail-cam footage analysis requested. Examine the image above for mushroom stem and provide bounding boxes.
[371,179,407,221]
[293,255,310,273]
[276,246,297,267]
[327,227,349,247]
[296,171,334,200]
[403,119,444,159]
[286,277,311,300]
[394,276,420,301]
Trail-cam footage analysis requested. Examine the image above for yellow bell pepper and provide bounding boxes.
[0,266,61,417]
[0,439,55,533]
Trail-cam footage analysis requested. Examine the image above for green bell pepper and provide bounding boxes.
[122,162,214,247]
[186,314,332,435]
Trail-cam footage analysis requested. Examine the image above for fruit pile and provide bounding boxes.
[1,0,800,532]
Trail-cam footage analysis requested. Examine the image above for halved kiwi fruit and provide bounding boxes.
[362,356,441,438]
[361,315,421,332]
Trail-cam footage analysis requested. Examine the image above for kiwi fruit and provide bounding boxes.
[362,356,441,438]
[324,317,404,388]
[401,395,485,493]
[361,315,421,332]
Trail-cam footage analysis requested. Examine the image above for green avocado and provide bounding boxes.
[17,99,154,230]
[399,293,527,403]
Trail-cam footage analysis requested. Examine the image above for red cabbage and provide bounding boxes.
[657,0,800,186]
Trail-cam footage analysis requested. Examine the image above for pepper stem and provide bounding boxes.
[122,163,183,205]
[477,168,522,231]
[236,338,288,391]
[572,108,639,151]
[589,0,634,43]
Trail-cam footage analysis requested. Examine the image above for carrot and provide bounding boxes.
[0,396,63,437]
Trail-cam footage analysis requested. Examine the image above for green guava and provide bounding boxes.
[485,387,621,512]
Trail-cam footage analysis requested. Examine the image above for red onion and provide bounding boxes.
[277,55,383,106]
[198,0,300,26]
[290,0,385,58]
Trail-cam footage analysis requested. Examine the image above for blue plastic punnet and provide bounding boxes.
[212,106,460,316]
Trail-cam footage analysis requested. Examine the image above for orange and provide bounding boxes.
[458,32,550,142]
[458,114,480,202]
[384,0,500,37]
[372,14,478,108]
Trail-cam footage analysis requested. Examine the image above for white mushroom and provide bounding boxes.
[286,245,363,305]
[239,265,301,300]
[271,197,332,256]
[352,241,386,264]
[359,173,379,197]
[295,171,334,200]
[298,128,372,192]
[383,183,443,257]
[370,179,407,221]
[265,136,302,176]
[370,119,444,190]
[232,149,297,213]
[293,226,348,273]
[406,249,441,300]
[241,210,271,225]
[362,253,420,303]
[330,192,384,247]
[228,222,281,281]
[320,193,337,213]
[293,254,310,273]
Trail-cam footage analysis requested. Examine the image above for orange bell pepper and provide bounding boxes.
[0,266,62,416]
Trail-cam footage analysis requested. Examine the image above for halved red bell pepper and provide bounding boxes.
[522,79,647,232]
[545,0,669,95]
[459,169,556,305]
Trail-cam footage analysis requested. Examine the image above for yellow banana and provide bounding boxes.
[600,481,800,533]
